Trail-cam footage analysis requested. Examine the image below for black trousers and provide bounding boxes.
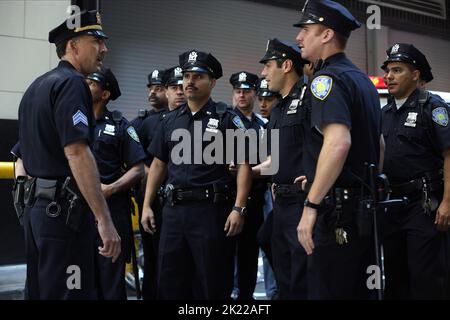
[157,201,235,300]
[137,189,162,300]
[24,198,97,300]
[95,198,132,300]
[234,195,264,300]
[307,204,374,300]
[382,198,446,299]
[271,199,307,299]
[257,209,274,268]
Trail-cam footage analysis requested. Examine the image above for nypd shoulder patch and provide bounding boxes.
[311,76,333,101]
[127,126,140,143]
[432,107,449,127]
[232,116,246,131]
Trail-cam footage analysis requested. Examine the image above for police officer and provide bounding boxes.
[258,38,308,299]
[254,77,279,299]
[257,78,280,120]
[295,0,382,299]
[131,68,169,300]
[130,68,168,150]
[141,50,252,299]
[380,43,449,299]
[86,67,146,300]
[135,69,169,152]
[17,10,121,299]
[164,66,186,111]
[229,71,267,300]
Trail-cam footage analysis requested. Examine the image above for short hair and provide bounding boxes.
[55,39,69,59]
[275,59,304,78]
[315,24,348,50]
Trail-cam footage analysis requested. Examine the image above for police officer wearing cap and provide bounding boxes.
[86,67,146,299]
[229,71,267,300]
[381,43,449,299]
[295,0,382,299]
[257,78,280,120]
[255,38,308,299]
[17,10,121,299]
[164,66,186,111]
[141,50,252,299]
[255,77,280,299]
[137,67,185,300]
[130,69,168,154]
[134,69,169,153]
[131,68,170,299]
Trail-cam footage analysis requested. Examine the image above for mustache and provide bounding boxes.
[185,85,197,91]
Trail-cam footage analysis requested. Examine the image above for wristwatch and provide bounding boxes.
[304,198,321,210]
[232,206,247,217]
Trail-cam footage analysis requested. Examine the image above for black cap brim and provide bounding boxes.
[293,13,320,27]
[85,29,108,39]
[182,66,210,74]
[259,52,279,64]
[166,80,183,86]
[257,91,276,97]
[233,84,255,90]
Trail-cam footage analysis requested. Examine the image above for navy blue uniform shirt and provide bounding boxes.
[92,109,146,185]
[149,99,245,188]
[140,109,169,165]
[267,80,307,184]
[382,89,450,184]
[18,60,94,178]
[304,52,381,186]
[233,107,268,193]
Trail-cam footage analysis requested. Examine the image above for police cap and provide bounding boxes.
[259,38,306,67]
[229,71,259,90]
[87,67,121,101]
[179,50,223,79]
[293,0,361,38]
[49,10,108,45]
[381,43,433,83]
[163,66,184,86]
[256,78,279,97]
[147,69,167,87]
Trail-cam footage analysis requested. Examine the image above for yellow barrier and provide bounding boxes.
[0,162,14,179]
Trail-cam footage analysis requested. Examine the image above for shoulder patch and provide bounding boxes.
[311,76,333,101]
[232,116,246,131]
[432,107,449,127]
[127,126,140,142]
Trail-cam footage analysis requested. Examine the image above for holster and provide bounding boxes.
[27,177,87,232]
[11,176,27,225]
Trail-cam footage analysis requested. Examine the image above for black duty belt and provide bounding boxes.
[390,177,443,196]
[164,183,234,206]
[320,187,362,206]
[274,183,304,198]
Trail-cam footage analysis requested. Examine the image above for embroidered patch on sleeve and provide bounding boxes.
[311,76,333,101]
[127,126,140,142]
[432,107,449,127]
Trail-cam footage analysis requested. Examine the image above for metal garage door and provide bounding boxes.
[102,0,368,119]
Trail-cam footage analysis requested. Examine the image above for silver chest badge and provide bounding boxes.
[206,118,219,133]
[404,112,418,127]
[104,124,116,136]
